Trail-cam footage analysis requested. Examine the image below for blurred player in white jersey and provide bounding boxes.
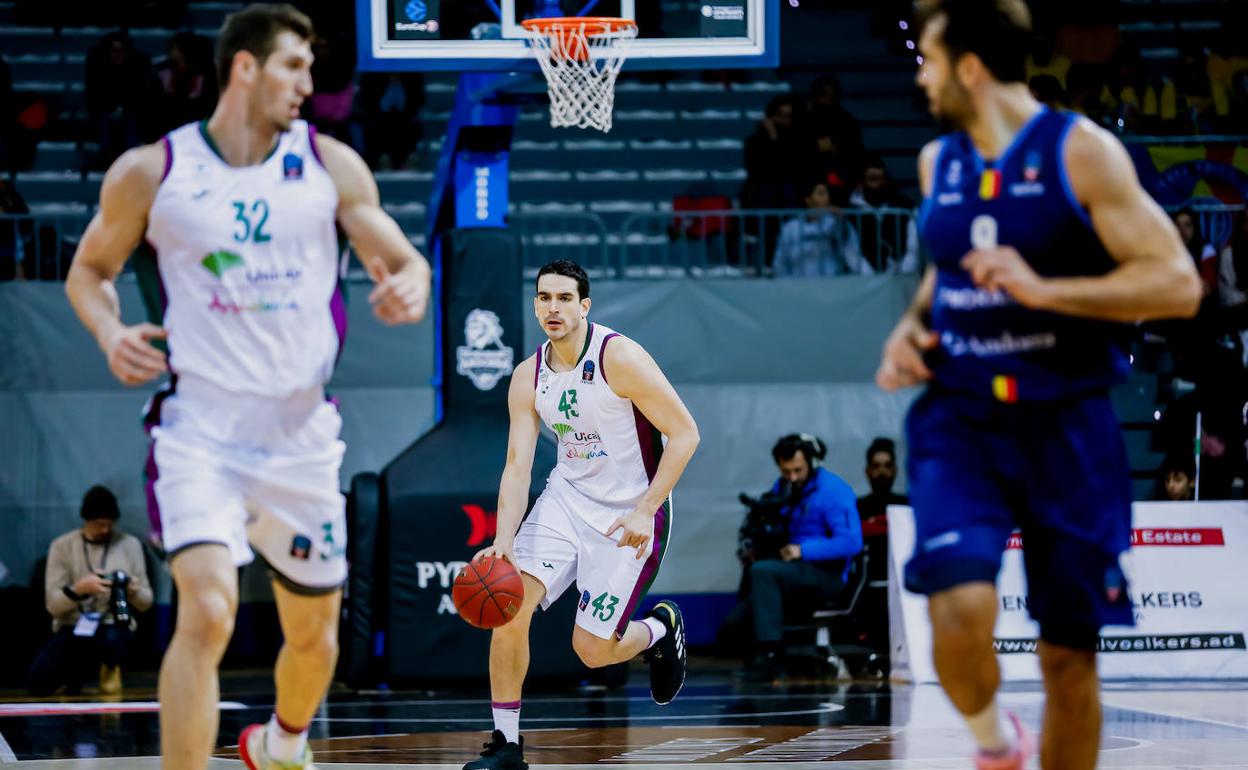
[64,5,430,769]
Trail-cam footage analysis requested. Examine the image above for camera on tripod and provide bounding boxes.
[736,488,795,562]
[104,570,131,625]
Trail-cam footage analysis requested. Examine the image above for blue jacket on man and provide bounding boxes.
[770,467,864,580]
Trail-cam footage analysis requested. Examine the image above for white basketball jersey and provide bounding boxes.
[145,120,342,398]
[534,323,662,514]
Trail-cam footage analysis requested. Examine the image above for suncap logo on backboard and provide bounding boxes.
[456,308,514,390]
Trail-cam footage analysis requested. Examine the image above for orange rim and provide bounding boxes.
[521,16,637,37]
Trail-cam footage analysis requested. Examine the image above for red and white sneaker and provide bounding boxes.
[239,723,317,770]
[973,711,1032,770]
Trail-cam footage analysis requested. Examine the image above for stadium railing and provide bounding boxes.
[4,204,1242,282]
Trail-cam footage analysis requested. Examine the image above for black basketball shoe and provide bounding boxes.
[463,730,528,770]
[643,600,687,705]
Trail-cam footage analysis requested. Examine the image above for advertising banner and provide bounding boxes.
[889,502,1248,681]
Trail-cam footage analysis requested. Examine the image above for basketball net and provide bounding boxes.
[521,17,638,133]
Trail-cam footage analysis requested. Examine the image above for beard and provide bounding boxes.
[869,476,894,496]
[932,78,975,132]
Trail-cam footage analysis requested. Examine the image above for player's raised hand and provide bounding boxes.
[473,540,516,565]
[366,256,429,326]
[961,247,1052,310]
[876,314,937,391]
[101,322,168,386]
[607,506,655,561]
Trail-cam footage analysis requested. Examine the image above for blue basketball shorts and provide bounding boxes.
[904,388,1135,646]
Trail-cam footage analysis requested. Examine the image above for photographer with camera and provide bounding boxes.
[28,485,153,696]
[727,434,863,680]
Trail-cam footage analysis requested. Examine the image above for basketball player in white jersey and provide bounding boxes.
[64,6,429,770]
[463,260,700,770]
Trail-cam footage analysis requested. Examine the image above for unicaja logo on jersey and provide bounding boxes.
[456,308,514,391]
[200,249,245,278]
[552,423,575,441]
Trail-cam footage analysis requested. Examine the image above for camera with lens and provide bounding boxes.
[736,488,795,563]
[106,570,131,625]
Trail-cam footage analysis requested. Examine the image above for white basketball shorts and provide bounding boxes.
[148,376,347,593]
[513,476,671,639]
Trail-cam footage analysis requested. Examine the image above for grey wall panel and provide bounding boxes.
[1,277,921,596]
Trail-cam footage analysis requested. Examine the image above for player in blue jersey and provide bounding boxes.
[876,2,1201,769]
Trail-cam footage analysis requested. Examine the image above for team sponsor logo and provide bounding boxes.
[200,249,244,278]
[289,534,312,560]
[565,446,609,460]
[936,191,964,206]
[282,152,303,180]
[461,504,497,547]
[922,530,961,552]
[1007,528,1225,548]
[1023,150,1042,182]
[582,360,595,383]
[456,308,515,391]
[552,422,606,457]
[208,292,299,314]
[1009,181,1045,197]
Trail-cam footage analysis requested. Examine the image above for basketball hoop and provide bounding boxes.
[521,17,638,133]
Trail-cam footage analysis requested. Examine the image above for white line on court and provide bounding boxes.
[0,729,17,763]
[314,704,844,724]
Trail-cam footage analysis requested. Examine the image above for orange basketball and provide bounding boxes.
[453,555,525,629]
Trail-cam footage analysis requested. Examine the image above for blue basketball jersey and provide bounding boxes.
[918,108,1129,402]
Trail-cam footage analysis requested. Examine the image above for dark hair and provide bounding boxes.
[536,259,590,299]
[1159,453,1195,479]
[915,0,1032,84]
[216,3,314,88]
[810,74,842,99]
[764,94,796,118]
[862,152,888,173]
[803,177,830,200]
[772,433,826,465]
[80,485,120,521]
[1028,74,1065,104]
[866,437,897,464]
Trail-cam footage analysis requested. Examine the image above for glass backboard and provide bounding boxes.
[358,0,776,71]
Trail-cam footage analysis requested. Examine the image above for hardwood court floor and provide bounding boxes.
[0,668,1245,768]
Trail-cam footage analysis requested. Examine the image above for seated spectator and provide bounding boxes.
[1101,46,1155,133]
[28,486,153,696]
[1025,33,1071,91]
[1207,31,1248,130]
[725,434,863,680]
[1216,210,1248,365]
[849,154,919,273]
[856,437,909,558]
[305,33,357,141]
[1174,207,1218,294]
[1029,74,1065,110]
[774,179,870,277]
[1065,62,1107,123]
[358,72,425,170]
[1154,455,1196,501]
[740,94,802,210]
[800,75,864,189]
[85,31,155,170]
[0,174,31,281]
[152,32,217,136]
